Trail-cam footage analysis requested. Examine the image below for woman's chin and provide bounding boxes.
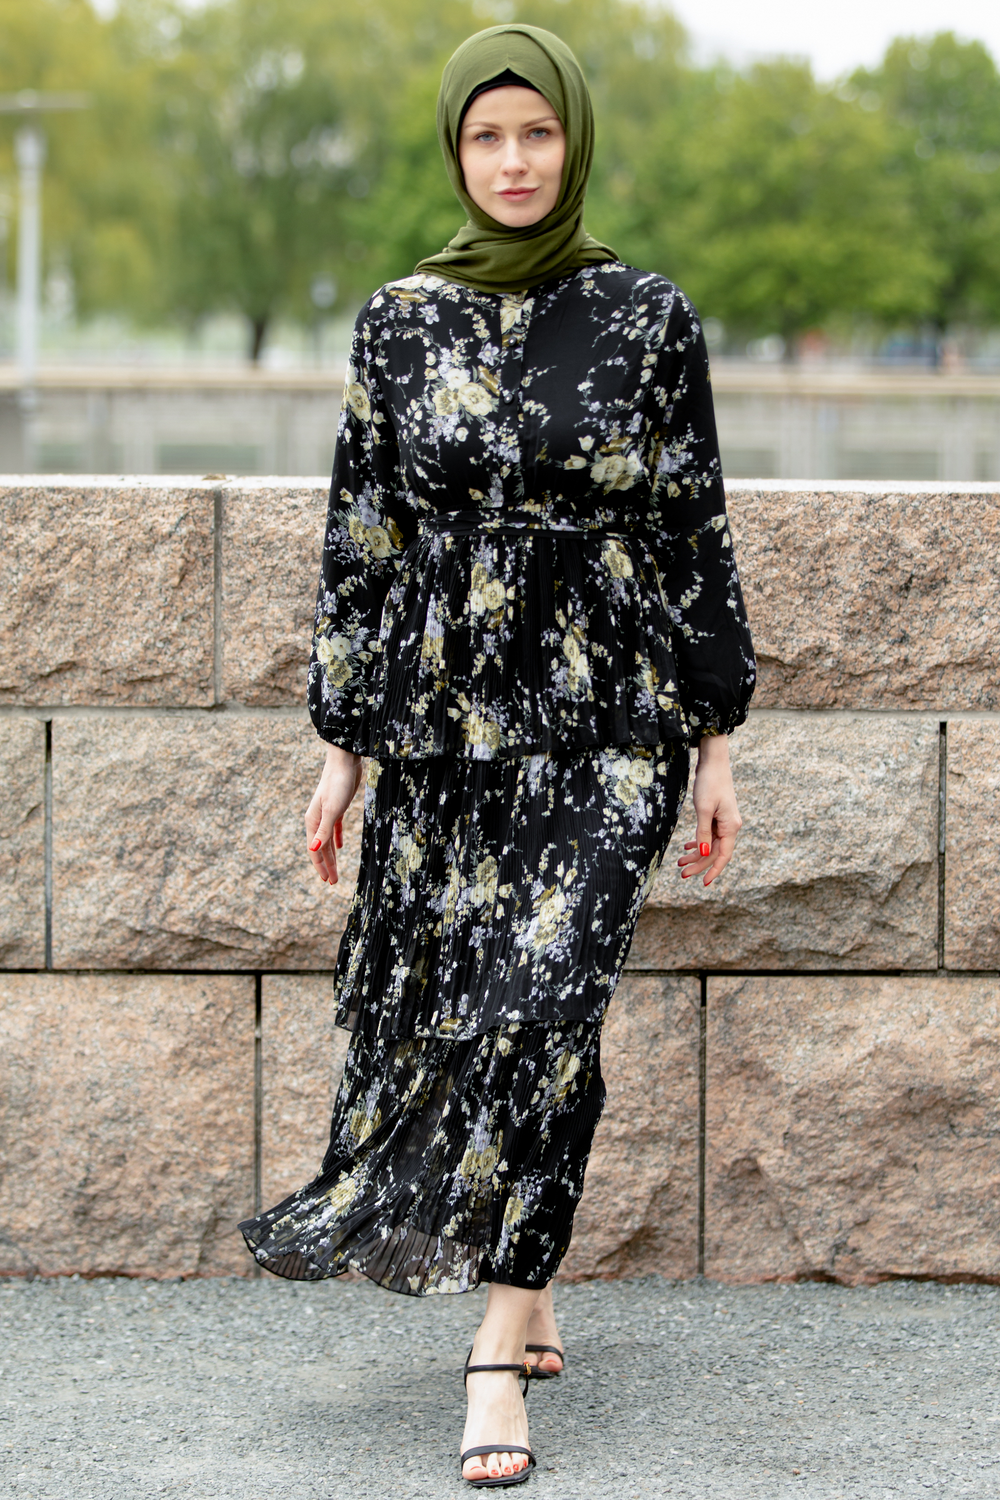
[491,203,552,229]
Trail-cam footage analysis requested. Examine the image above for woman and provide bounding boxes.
[241,22,755,1488]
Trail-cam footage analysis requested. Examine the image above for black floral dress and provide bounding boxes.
[240,263,755,1293]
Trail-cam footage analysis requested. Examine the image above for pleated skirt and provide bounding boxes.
[240,740,689,1293]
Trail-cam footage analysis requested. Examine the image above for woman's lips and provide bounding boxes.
[498,187,537,200]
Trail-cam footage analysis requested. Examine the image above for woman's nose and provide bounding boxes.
[499,140,528,175]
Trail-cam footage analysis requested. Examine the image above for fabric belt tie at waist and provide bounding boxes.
[417,509,634,541]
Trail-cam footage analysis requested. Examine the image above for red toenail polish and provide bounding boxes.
[699,841,711,857]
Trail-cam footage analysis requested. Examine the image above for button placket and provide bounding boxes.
[496,294,533,496]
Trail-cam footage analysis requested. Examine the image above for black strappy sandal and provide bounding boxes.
[461,1355,537,1488]
[524,1343,565,1380]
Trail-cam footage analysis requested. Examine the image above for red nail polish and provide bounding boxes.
[699,842,711,857]
[309,839,321,852]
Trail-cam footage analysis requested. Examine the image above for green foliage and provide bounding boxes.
[670,60,940,343]
[853,33,1000,330]
[3,1,999,358]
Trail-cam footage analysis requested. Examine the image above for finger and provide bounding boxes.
[307,841,339,884]
[315,799,337,848]
[703,833,737,886]
[334,819,343,850]
[679,840,713,876]
[306,808,339,882]
[307,799,338,877]
[694,807,715,855]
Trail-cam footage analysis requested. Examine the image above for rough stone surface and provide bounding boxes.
[52,714,363,969]
[0,717,45,966]
[728,486,1000,710]
[559,974,700,1280]
[260,973,350,1207]
[705,974,1000,1284]
[945,720,1000,970]
[221,483,328,706]
[0,972,255,1277]
[0,481,215,706]
[630,713,939,970]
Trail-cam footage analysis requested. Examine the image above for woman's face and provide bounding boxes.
[458,85,566,228]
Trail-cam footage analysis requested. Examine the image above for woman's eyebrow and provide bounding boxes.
[464,113,560,130]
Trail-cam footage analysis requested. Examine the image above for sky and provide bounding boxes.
[664,0,1000,79]
[89,0,1000,79]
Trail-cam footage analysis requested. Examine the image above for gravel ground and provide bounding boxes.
[2,1273,998,1499]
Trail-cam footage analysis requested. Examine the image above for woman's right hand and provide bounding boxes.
[305,745,365,884]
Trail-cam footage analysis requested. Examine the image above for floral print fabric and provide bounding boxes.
[307,263,755,756]
[240,741,688,1290]
[335,741,688,1041]
[240,1017,608,1294]
[243,265,752,1293]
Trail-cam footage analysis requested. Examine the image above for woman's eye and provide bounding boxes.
[474,131,496,144]
[528,128,550,139]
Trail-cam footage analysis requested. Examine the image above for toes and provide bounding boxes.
[463,1457,489,1482]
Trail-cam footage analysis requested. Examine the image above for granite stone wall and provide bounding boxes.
[1,478,998,1284]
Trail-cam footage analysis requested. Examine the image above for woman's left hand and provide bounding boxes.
[677,733,743,887]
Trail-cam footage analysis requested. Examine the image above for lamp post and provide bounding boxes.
[14,122,45,393]
[0,91,89,467]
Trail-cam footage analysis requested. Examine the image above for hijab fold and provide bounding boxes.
[414,24,618,294]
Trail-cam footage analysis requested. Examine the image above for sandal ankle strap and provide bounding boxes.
[464,1357,532,1394]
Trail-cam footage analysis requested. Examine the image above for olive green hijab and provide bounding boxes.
[414,24,618,294]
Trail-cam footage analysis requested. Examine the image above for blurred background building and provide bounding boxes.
[0,0,998,480]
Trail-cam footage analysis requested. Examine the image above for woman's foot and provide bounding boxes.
[461,1364,531,1482]
[524,1284,564,1376]
[460,1284,537,1484]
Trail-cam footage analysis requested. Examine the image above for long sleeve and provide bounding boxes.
[643,299,756,738]
[307,306,417,750]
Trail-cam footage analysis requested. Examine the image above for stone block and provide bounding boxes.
[221,483,327,705]
[52,714,363,969]
[0,718,45,966]
[0,481,215,706]
[728,487,1000,711]
[705,974,1000,1283]
[559,974,700,1280]
[945,721,1000,969]
[0,973,255,1277]
[260,973,350,1207]
[629,713,939,970]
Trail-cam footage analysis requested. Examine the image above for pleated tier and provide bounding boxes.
[366,512,688,759]
[334,740,689,1042]
[239,1020,606,1294]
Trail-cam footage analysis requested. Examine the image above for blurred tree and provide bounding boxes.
[0,0,166,323]
[669,59,940,354]
[137,0,483,360]
[854,32,1000,338]
[4,3,997,361]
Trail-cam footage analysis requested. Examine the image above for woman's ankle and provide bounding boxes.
[470,1325,528,1365]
